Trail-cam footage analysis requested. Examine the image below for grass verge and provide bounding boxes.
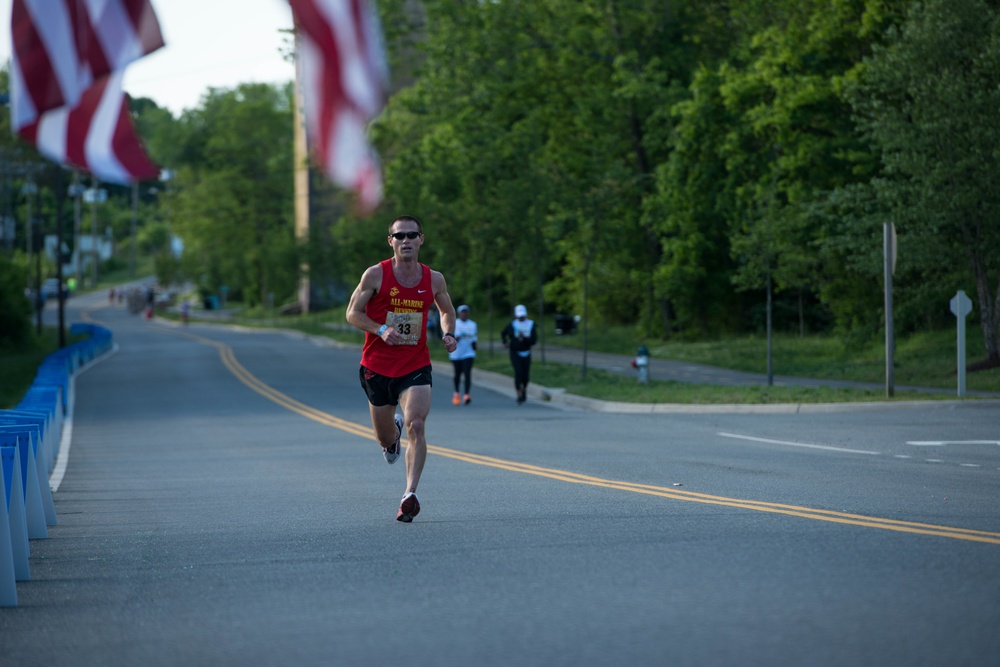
[1,328,64,409]
[140,301,1000,404]
[541,325,1000,393]
[200,306,976,404]
[465,352,952,404]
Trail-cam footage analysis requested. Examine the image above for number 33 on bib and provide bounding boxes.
[386,311,423,345]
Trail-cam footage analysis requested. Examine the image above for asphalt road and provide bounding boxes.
[3,291,1000,667]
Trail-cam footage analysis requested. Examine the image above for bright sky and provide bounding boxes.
[1,0,296,116]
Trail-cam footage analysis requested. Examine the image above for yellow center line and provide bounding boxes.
[120,317,1000,546]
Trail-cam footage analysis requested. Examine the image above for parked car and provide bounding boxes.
[41,278,69,299]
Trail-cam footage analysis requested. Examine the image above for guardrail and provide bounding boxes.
[1,323,113,606]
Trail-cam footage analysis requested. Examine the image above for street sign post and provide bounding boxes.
[884,223,895,397]
[949,290,973,397]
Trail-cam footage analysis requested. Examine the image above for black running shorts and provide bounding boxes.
[359,364,433,406]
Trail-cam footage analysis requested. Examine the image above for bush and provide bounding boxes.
[0,253,33,347]
[101,255,126,273]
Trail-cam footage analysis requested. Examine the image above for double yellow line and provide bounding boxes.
[430,445,1000,544]
[163,323,1000,546]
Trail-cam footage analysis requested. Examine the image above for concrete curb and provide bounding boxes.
[433,363,1000,414]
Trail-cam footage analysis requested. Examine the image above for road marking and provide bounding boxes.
[717,432,880,455]
[908,440,1000,446]
[960,464,981,468]
[153,326,1000,547]
[49,343,120,493]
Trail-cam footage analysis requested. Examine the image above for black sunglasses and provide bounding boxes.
[390,231,421,240]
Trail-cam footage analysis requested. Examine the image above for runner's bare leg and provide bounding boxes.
[397,384,431,494]
[370,403,399,449]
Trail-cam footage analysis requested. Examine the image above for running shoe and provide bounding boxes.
[452,392,461,405]
[464,394,471,405]
[383,414,403,464]
[396,492,420,523]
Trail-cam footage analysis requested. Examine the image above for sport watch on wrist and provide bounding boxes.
[444,332,455,339]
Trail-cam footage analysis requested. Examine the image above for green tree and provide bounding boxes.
[372,0,723,338]
[647,66,744,337]
[0,252,32,347]
[169,83,295,307]
[132,95,185,170]
[848,0,1000,362]
[646,0,905,340]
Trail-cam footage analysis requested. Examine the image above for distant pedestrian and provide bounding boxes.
[427,305,440,340]
[501,304,537,404]
[180,299,190,325]
[449,304,477,405]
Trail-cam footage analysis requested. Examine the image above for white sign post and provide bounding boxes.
[949,290,973,397]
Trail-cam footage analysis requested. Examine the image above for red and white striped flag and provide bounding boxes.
[10,0,164,183]
[288,0,388,213]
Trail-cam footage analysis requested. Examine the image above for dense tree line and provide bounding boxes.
[353,0,999,363]
[3,0,998,366]
[143,84,297,308]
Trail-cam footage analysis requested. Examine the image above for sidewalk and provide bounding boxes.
[534,344,945,393]
[453,340,1000,413]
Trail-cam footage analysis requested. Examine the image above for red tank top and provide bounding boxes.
[361,259,434,377]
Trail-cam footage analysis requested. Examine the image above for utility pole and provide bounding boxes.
[71,172,83,288]
[23,177,35,262]
[33,218,42,334]
[884,223,895,397]
[55,169,66,347]
[90,178,99,287]
[293,29,311,314]
[130,182,138,278]
[766,271,773,386]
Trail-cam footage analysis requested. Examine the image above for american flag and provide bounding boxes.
[288,0,388,212]
[10,0,163,183]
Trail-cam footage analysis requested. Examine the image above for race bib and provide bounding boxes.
[386,311,423,345]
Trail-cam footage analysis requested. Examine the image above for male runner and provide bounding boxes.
[346,215,458,522]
